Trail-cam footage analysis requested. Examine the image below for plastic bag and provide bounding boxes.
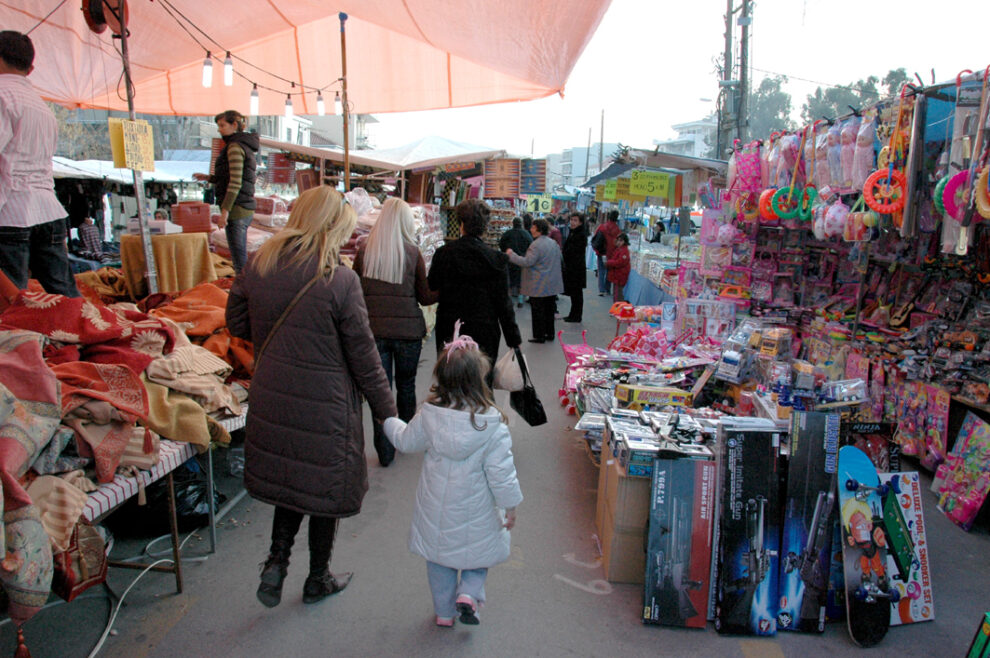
[814,130,831,188]
[851,115,877,190]
[839,117,861,191]
[827,123,843,186]
[493,348,525,391]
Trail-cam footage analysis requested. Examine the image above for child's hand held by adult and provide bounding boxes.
[503,507,517,530]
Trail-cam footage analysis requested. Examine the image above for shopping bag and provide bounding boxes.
[493,347,525,392]
[52,523,108,602]
[509,351,547,426]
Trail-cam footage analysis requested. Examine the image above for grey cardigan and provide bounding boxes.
[507,234,564,298]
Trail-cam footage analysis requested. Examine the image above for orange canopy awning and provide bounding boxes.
[8,0,611,116]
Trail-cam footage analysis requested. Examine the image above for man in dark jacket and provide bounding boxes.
[499,216,532,307]
[429,200,522,381]
[562,212,588,322]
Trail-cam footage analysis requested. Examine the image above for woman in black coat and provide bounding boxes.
[562,212,588,322]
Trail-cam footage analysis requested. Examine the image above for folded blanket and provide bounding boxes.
[146,345,241,416]
[26,475,87,552]
[149,283,229,337]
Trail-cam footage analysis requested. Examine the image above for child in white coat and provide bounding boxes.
[385,322,523,628]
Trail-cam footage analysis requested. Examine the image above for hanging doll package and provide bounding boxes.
[851,114,877,191]
[839,116,861,192]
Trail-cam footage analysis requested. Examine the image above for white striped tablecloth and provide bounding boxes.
[81,439,196,523]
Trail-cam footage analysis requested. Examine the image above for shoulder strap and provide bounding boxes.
[255,269,332,364]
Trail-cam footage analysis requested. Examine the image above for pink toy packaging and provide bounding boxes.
[839,116,861,192]
[851,114,877,190]
[937,412,990,531]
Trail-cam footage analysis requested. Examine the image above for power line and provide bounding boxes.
[750,66,886,96]
[26,0,69,34]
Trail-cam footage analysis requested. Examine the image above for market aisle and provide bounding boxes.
[10,282,990,657]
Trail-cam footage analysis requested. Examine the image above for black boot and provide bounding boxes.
[256,541,291,608]
[302,569,353,604]
[373,431,395,467]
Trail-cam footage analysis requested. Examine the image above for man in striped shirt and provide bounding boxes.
[0,31,79,297]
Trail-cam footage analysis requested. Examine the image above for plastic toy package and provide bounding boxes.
[935,411,990,531]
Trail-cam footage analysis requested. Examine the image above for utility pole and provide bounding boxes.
[599,109,604,170]
[584,127,592,183]
[738,0,750,143]
[719,0,734,159]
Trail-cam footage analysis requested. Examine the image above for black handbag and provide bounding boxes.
[509,347,547,426]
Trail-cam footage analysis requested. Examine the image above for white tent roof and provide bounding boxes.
[259,136,504,171]
[52,157,207,183]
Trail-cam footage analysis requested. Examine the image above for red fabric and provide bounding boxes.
[50,361,149,483]
[0,291,174,375]
[607,245,631,287]
[594,221,622,257]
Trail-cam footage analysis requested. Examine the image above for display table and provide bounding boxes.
[120,233,217,299]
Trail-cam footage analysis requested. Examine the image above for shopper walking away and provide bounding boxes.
[591,210,621,296]
[193,110,259,273]
[506,218,563,343]
[561,212,587,323]
[498,217,532,308]
[354,197,438,467]
[428,199,522,385]
[385,324,522,628]
[607,232,631,303]
[0,31,79,297]
[226,186,397,608]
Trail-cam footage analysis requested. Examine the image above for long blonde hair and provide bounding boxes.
[251,186,355,279]
[361,197,416,284]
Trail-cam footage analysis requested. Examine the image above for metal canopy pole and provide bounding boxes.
[339,12,351,191]
[116,8,158,294]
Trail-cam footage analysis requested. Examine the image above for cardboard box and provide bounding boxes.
[643,458,716,628]
[614,384,692,410]
[879,471,934,625]
[778,412,839,633]
[715,421,785,636]
[967,612,990,658]
[601,501,646,584]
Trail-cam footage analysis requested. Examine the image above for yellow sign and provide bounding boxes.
[603,179,617,200]
[615,177,646,203]
[526,194,552,213]
[108,118,155,171]
[595,184,606,201]
[629,170,669,197]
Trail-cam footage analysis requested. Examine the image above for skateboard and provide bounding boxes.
[838,445,900,647]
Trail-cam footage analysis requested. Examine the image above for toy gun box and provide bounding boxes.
[715,420,786,636]
[778,412,840,633]
[643,458,717,628]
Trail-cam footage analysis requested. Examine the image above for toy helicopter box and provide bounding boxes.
[643,457,716,628]
[715,419,786,636]
[778,412,840,633]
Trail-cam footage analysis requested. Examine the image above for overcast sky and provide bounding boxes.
[370,0,990,158]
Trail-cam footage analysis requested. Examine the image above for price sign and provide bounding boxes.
[603,179,617,200]
[108,118,155,171]
[526,194,552,213]
[629,170,668,197]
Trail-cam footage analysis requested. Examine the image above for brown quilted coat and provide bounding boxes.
[226,258,397,517]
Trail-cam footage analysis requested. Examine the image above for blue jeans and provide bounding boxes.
[0,219,79,297]
[426,561,488,618]
[596,254,610,295]
[373,338,423,447]
[226,213,254,274]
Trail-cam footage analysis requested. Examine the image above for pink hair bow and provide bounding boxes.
[445,320,478,354]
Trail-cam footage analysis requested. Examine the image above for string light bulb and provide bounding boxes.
[249,84,259,116]
[201,51,213,88]
[223,52,233,86]
[284,94,293,119]
[334,91,342,115]
[317,91,325,116]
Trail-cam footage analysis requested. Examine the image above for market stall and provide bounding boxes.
[557,67,990,647]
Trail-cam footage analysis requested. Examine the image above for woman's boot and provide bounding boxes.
[302,517,351,604]
[257,507,303,607]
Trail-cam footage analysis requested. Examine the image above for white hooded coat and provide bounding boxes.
[385,404,523,570]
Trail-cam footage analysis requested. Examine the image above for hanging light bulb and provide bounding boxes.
[334,91,342,115]
[284,94,293,119]
[201,51,213,88]
[223,52,234,86]
[249,84,259,116]
[316,91,325,116]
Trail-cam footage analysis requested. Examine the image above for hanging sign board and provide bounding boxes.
[630,170,669,197]
[526,194,552,213]
[109,118,155,171]
[615,177,647,203]
[603,179,617,200]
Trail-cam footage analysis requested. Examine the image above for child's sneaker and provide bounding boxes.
[435,615,455,627]
[455,594,479,625]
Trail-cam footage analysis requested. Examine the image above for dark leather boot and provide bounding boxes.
[256,541,291,608]
[373,432,395,467]
[302,569,352,604]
